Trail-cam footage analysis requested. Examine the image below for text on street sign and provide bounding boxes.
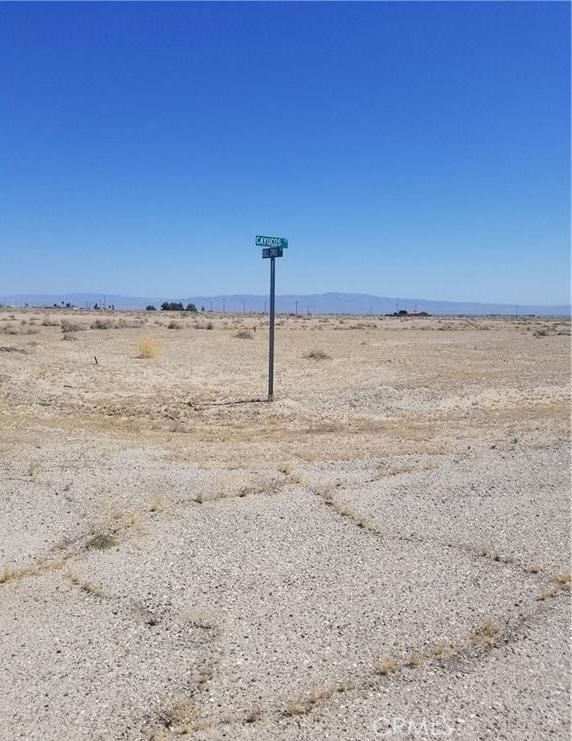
[256,235,288,249]
[262,247,283,258]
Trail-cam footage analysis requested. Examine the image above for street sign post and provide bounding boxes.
[258,235,287,401]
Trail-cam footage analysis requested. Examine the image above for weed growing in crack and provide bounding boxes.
[86,534,118,550]
[159,702,197,735]
[0,559,64,585]
[407,651,424,668]
[375,656,399,675]
[285,698,309,716]
[473,618,500,646]
[149,496,166,512]
[433,642,457,659]
[65,570,104,597]
[245,706,262,723]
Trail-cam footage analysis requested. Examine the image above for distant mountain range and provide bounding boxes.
[0,292,569,316]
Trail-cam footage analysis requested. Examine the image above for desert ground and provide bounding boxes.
[0,308,570,740]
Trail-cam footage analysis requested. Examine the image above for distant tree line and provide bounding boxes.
[145,302,199,312]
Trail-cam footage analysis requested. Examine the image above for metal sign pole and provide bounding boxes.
[257,235,287,401]
[268,256,276,401]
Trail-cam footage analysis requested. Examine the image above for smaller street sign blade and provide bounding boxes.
[262,247,283,258]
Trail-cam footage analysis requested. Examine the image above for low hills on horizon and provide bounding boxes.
[0,291,569,317]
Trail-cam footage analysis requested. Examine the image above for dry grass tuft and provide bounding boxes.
[536,585,559,601]
[27,461,40,478]
[433,642,457,659]
[149,495,167,512]
[407,651,424,668]
[0,558,64,585]
[554,572,571,589]
[65,570,104,597]
[303,349,331,360]
[61,319,86,332]
[473,618,500,646]
[307,685,339,706]
[245,706,262,723]
[160,701,197,733]
[235,330,254,339]
[91,318,115,330]
[184,608,216,630]
[373,464,413,479]
[167,320,183,330]
[285,698,310,716]
[86,534,118,550]
[375,656,399,675]
[479,543,491,557]
[137,337,160,359]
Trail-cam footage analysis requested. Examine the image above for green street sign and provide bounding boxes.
[256,235,288,249]
[262,247,283,258]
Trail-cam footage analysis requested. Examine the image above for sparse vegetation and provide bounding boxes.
[303,349,331,360]
[473,618,500,646]
[285,698,310,716]
[245,706,262,723]
[235,330,254,339]
[91,318,114,330]
[184,608,215,629]
[137,337,160,359]
[149,495,166,512]
[61,319,86,332]
[65,570,104,597]
[0,559,64,585]
[159,701,197,733]
[433,642,456,659]
[86,534,118,550]
[376,656,399,675]
[407,651,424,668]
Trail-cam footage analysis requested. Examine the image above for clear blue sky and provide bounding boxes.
[1,2,569,304]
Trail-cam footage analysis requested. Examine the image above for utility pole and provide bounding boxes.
[295,300,298,316]
[243,301,246,314]
[222,297,226,314]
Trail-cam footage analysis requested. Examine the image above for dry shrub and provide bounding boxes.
[167,320,183,330]
[61,319,86,332]
[137,338,160,359]
[376,656,399,675]
[41,316,60,326]
[304,349,331,360]
[91,318,115,330]
[235,330,254,339]
[473,618,500,646]
[116,317,145,329]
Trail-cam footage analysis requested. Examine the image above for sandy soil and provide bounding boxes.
[0,308,570,740]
